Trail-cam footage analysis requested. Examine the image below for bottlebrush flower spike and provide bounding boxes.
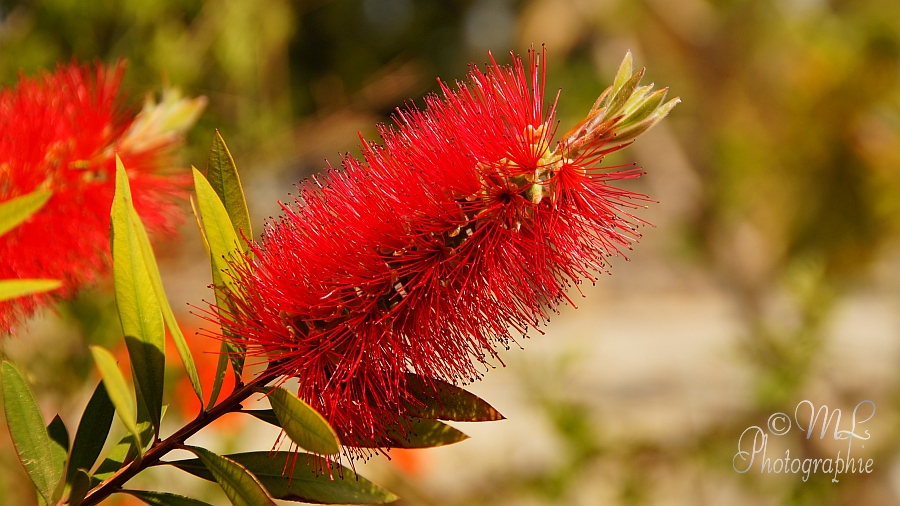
[0,62,206,335]
[218,48,678,452]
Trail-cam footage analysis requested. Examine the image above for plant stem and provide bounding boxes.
[79,368,280,506]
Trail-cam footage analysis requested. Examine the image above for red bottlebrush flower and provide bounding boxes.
[0,61,206,334]
[218,48,678,452]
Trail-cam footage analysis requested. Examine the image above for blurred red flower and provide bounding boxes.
[0,61,205,334]
[216,48,676,452]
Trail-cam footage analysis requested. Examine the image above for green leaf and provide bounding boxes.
[122,489,215,506]
[0,190,51,237]
[207,340,231,408]
[47,414,69,475]
[611,51,634,99]
[47,414,69,453]
[603,68,645,121]
[612,97,680,143]
[193,167,246,387]
[242,409,280,426]
[0,279,61,302]
[172,452,398,504]
[207,131,252,252]
[89,346,142,452]
[67,468,91,506]
[620,87,668,127]
[129,205,204,410]
[1,361,63,505]
[184,446,277,506]
[404,374,504,422]
[68,381,115,482]
[192,167,246,295]
[46,415,69,504]
[350,418,469,449]
[92,435,135,485]
[249,406,467,450]
[91,410,161,487]
[268,387,340,455]
[112,158,166,434]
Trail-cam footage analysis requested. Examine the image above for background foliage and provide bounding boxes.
[1,0,900,504]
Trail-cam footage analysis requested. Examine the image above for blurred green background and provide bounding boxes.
[2,0,900,504]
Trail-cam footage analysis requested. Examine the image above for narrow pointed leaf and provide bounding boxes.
[68,381,115,482]
[172,452,398,504]
[47,415,69,504]
[192,167,246,294]
[603,68,644,121]
[112,158,165,434]
[47,414,69,474]
[123,489,215,506]
[621,87,668,127]
[193,167,246,384]
[184,446,277,506]
[249,407,468,450]
[189,193,228,410]
[130,206,204,410]
[346,418,469,449]
[1,361,62,505]
[623,84,654,110]
[242,409,280,426]
[0,190,51,237]
[613,97,681,143]
[207,131,252,251]
[89,346,142,452]
[404,374,504,422]
[268,387,340,455]
[90,407,161,487]
[611,51,634,97]
[0,279,61,302]
[207,340,231,408]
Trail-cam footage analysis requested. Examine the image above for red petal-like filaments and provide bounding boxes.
[220,48,672,452]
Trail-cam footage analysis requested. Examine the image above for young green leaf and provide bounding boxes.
[171,451,398,504]
[404,374,505,422]
[68,381,115,482]
[1,361,63,505]
[0,189,51,237]
[112,158,165,434]
[184,446,277,506]
[122,489,215,506]
[67,469,91,506]
[611,51,634,99]
[207,131,252,251]
[89,346,142,452]
[268,387,340,455]
[0,279,61,302]
[129,206,204,410]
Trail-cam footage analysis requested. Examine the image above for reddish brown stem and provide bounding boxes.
[79,368,280,506]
